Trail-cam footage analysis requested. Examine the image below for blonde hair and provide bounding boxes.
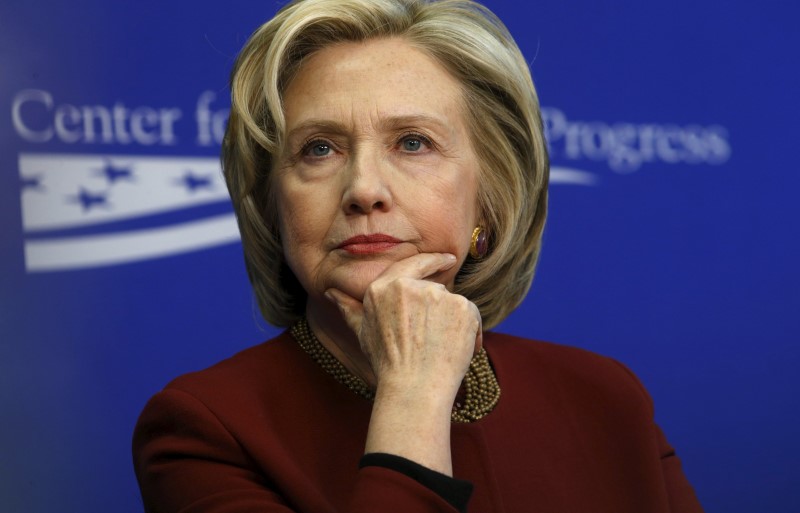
[223,0,549,330]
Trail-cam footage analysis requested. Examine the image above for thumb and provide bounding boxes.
[325,288,364,335]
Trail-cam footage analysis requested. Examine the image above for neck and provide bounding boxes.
[305,299,377,388]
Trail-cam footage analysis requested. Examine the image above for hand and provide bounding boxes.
[325,252,483,398]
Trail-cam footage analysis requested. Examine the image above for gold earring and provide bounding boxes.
[470,226,488,259]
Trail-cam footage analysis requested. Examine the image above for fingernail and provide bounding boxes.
[324,289,336,303]
[446,253,457,261]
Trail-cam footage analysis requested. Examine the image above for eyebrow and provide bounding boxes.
[382,114,450,132]
[286,114,452,141]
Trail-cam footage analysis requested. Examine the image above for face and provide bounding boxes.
[275,37,480,312]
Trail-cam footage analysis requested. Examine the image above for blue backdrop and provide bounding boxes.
[2,1,798,512]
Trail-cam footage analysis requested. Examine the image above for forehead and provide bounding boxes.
[282,37,467,128]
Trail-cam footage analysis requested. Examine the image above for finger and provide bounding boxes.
[325,288,364,335]
[377,252,457,283]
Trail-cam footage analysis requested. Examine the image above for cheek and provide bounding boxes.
[276,175,328,243]
[275,207,329,298]
[275,187,325,271]
[413,189,478,254]
[280,209,329,272]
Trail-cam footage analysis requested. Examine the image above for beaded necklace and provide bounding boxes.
[290,318,500,423]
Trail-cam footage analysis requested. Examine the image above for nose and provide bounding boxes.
[341,151,393,215]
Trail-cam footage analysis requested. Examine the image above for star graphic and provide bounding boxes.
[97,160,135,185]
[176,171,213,192]
[68,187,110,212]
[21,175,44,192]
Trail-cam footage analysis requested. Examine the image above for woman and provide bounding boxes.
[133,0,703,511]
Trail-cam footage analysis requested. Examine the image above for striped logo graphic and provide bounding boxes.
[19,153,239,272]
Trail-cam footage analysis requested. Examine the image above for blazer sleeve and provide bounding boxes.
[132,387,462,513]
[611,361,705,513]
[654,425,705,513]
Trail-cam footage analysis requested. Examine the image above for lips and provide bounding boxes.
[337,234,402,255]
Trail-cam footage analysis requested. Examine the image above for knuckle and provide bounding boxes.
[366,279,387,297]
[393,278,418,297]
[451,294,470,310]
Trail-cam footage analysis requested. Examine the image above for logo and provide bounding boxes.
[12,88,236,272]
[19,153,237,272]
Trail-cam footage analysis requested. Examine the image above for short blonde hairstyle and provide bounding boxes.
[223,0,549,330]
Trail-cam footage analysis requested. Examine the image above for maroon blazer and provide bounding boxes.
[133,331,703,512]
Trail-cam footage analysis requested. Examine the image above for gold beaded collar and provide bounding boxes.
[290,318,500,423]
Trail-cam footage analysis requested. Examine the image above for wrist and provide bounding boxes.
[375,369,462,405]
[366,384,455,476]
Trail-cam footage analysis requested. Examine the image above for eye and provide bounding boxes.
[399,133,432,153]
[302,140,333,158]
[402,138,422,152]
